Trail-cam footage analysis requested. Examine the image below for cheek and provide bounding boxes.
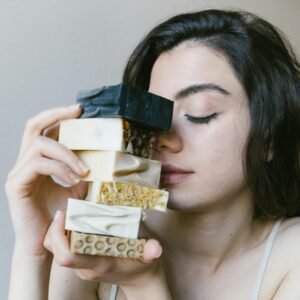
[185,110,250,175]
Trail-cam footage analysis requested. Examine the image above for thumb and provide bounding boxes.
[44,210,67,252]
[142,239,163,263]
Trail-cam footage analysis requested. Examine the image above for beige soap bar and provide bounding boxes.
[65,198,142,239]
[86,181,168,212]
[70,231,146,259]
[76,150,161,188]
[59,118,154,158]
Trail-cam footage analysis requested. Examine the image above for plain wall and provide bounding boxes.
[1,0,299,297]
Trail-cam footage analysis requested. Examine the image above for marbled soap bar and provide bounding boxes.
[86,181,168,211]
[69,231,146,259]
[65,198,142,239]
[77,83,173,131]
[75,150,161,188]
[59,118,154,158]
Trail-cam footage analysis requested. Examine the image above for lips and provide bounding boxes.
[160,164,193,185]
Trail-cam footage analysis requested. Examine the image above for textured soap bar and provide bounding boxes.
[65,198,142,239]
[75,150,161,188]
[70,231,146,259]
[76,84,173,131]
[86,181,168,211]
[59,118,154,158]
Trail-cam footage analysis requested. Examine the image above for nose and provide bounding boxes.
[154,128,183,153]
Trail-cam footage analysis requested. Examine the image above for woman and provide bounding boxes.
[6,9,300,300]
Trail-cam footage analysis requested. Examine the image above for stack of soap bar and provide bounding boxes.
[61,83,173,259]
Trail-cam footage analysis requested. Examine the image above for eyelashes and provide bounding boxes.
[184,112,218,124]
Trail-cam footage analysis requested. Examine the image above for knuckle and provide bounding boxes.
[33,135,45,147]
[55,253,74,267]
[5,169,15,182]
[25,117,35,129]
[25,116,41,132]
[4,178,13,195]
[75,269,99,281]
[30,156,42,168]
[43,238,50,250]
[5,170,18,195]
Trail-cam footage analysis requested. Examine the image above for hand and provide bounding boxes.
[44,211,172,299]
[5,105,89,255]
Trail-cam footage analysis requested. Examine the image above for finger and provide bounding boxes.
[44,211,98,269]
[19,105,82,158]
[44,211,71,261]
[13,136,89,177]
[142,239,163,263]
[10,157,81,196]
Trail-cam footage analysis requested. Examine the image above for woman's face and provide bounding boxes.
[149,43,251,212]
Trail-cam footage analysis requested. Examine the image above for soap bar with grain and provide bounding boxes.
[86,181,168,211]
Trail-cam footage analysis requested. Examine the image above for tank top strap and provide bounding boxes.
[109,284,118,300]
[250,219,283,300]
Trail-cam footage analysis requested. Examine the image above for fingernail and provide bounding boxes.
[54,210,62,221]
[78,160,89,174]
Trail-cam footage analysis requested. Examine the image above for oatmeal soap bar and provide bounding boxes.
[70,231,146,259]
[86,181,168,211]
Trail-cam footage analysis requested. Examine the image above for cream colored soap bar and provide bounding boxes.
[59,118,126,151]
[86,181,168,211]
[65,198,142,239]
[59,119,154,158]
[76,150,161,188]
[69,231,146,259]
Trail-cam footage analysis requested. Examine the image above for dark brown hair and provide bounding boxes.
[122,9,300,219]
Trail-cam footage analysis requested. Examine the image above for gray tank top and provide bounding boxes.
[109,219,283,300]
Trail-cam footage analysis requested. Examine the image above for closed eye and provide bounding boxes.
[184,112,218,124]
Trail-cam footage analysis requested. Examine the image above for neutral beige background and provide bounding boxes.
[0,0,299,298]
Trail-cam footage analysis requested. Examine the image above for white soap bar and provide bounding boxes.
[65,198,142,239]
[59,118,125,151]
[86,181,168,212]
[59,118,154,158]
[76,150,161,188]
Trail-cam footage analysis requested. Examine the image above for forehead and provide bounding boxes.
[149,43,244,100]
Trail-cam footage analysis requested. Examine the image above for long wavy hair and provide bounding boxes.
[122,9,300,219]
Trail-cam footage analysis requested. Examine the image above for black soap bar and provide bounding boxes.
[76,84,173,131]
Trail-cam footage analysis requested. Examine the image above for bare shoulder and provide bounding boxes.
[271,217,300,265]
[276,217,300,254]
[267,217,300,299]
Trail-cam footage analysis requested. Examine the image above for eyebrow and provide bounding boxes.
[174,83,230,100]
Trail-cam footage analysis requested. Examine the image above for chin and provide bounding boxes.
[166,188,217,213]
[167,195,199,212]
